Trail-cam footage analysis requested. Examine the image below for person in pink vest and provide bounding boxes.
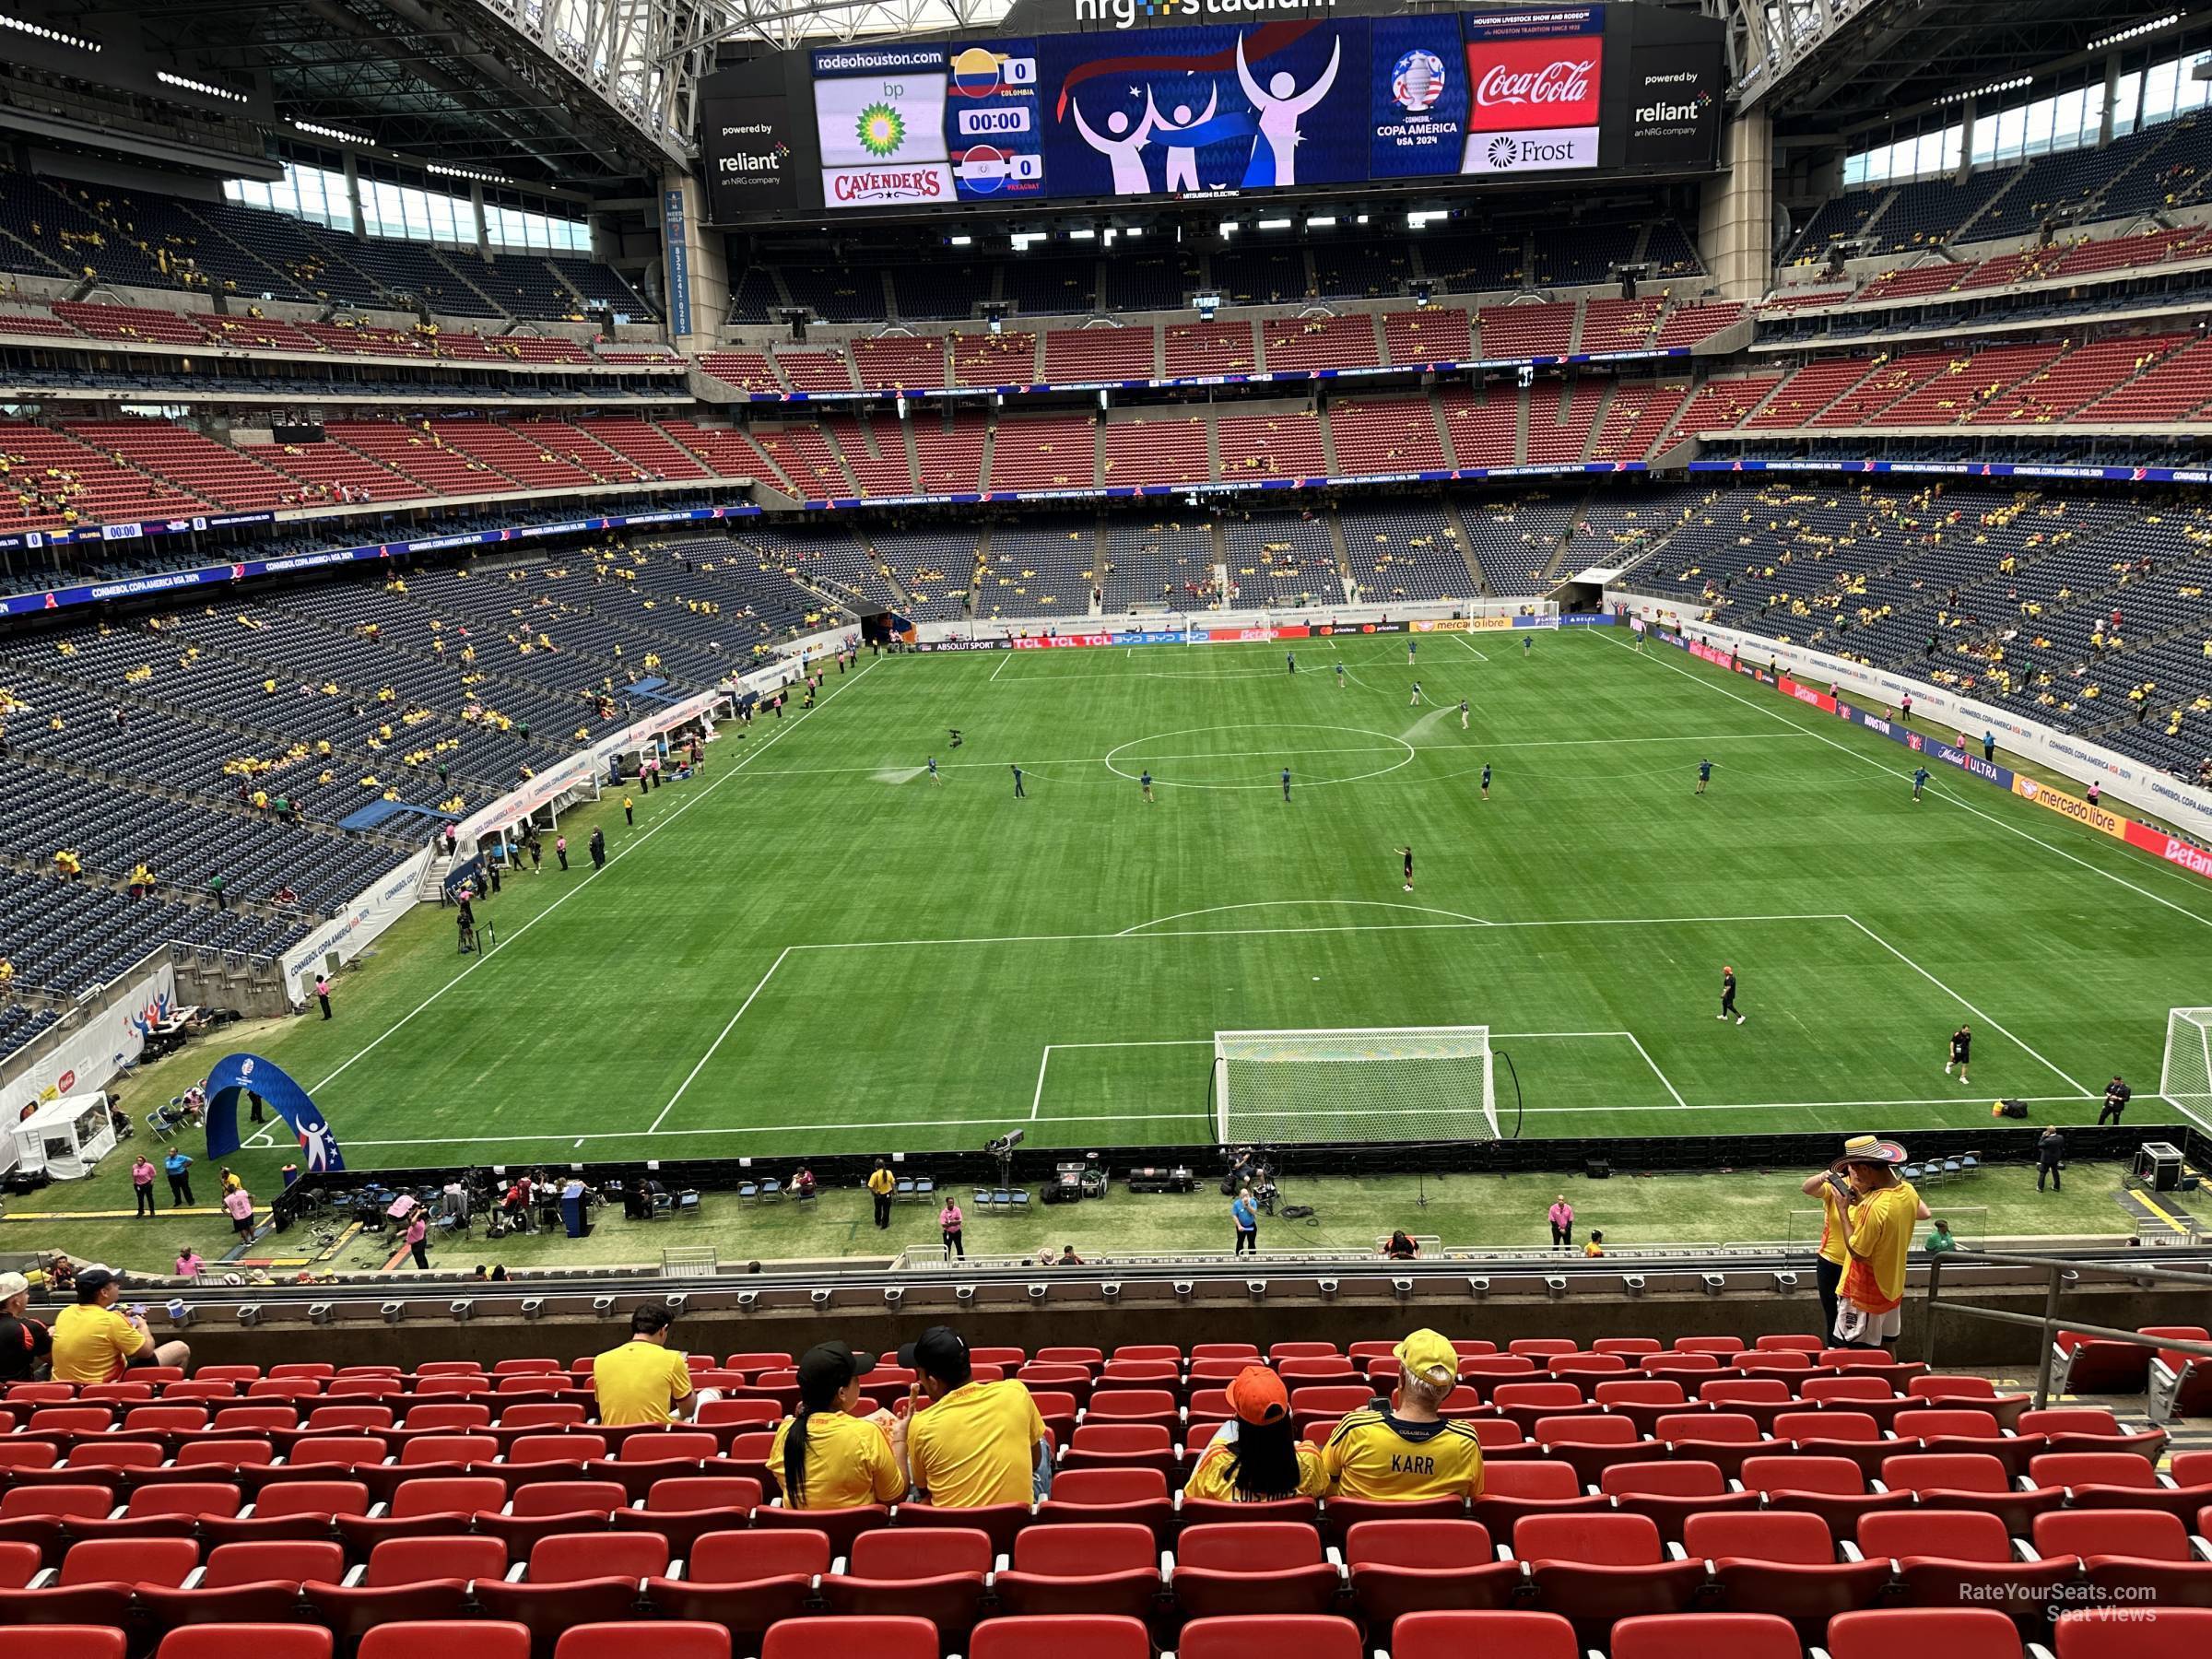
[938,1196,965,1260]
[1547,1194,1575,1252]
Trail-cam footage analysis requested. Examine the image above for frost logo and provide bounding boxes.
[1487,135,1517,168]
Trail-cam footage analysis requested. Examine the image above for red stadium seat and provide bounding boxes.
[306,1535,506,1645]
[1602,1460,1758,1538]
[1825,1608,2024,1659]
[1388,1612,1578,1659]
[1688,1511,1890,1640]
[1513,1512,1711,1645]
[1861,1508,2076,1621]
[993,1522,1163,1622]
[7,1630,126,1659]
[472,1531,668,1658]
[643,1528,824,1648]
[155,1627,332,1659]
[1343,1518,1519,1628]
[2055,1607,2212,1659]
[1036,1469,1177,1545]
[967,1615,1149,1659]
[1171,1522,1342,1624]
[760,1616,936,1659]
[556,1623,726,1659]
[1173,1615,1361,1659]
[820,1525,992,1647]
[1612,1613,1803,1659]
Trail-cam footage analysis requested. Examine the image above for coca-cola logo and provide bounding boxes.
[1476,59,1594,108]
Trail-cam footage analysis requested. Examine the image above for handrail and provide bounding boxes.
[1924,1246,2212,1406]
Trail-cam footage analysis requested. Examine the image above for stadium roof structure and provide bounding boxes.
[99,0,1026,197]
[1739,0,2201,126]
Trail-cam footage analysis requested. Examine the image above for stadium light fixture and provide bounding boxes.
[0,11,101,52]
[1407,209,1449,229]
[1124,227,1144,238]
[1306,216,1337,229]
[428,161,510,185]
[1011,231,1045,251]
[1256,217,1292,229]
[1068,227,1097,239]
[292,118,370,146]
[156,70,247,104]
[2089,12,2182,52]
[947,233,972,246]
[1355,214,1370,225]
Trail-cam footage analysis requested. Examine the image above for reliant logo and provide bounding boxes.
[719,151,786,173]
[1635,99,1709,124]
[1074,0,1333,29]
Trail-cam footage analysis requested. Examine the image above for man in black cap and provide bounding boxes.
[899,1324,1045,1509]
[49,1267,191,1382]
[770,1340,909,1509]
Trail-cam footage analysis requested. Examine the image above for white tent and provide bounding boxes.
[10,1093,116,1181]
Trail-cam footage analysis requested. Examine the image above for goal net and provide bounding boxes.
[2159,1007,2212,1127]
[1212,1026,1499,1147]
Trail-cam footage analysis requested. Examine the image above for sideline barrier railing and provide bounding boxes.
[1924,1245,2212,1408]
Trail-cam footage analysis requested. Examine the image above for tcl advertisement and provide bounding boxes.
[1461,6,1602,175]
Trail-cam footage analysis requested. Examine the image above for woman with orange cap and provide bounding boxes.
[1182,1365,1329,1502]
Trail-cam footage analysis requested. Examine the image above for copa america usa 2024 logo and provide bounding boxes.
[1392,50,1445,113]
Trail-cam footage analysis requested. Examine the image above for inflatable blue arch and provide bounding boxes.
[202,1052,347,1171]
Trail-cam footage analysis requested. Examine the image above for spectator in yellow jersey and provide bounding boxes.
[1321,1328,1484,1500]
[1801,1159,1854,1338]
[900,1324,1045,1507]
[50,1267,190,1383]
[769,1340,908,1509]
[592,1304,717,1425]
[1182,1365,1328,1503]
[1835,1135,1922,1349]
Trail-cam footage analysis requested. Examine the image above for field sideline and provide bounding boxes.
[111,619,2198,1172]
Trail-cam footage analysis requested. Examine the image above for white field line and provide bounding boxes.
[1452,634,1491,661]
[790,912,1850,954]
[649,946,794,1134]
[1118,900,1492,935]
[1594,629,2212,929]
[333,1089,2104,1149]
[307,659,882,1098]
[1620,1030,1689,1108]
[988,650,1013,683]
[1837,914,2091,1097]
[717,731,1804,781]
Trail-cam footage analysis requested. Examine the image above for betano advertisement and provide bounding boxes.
[772,6,1719,218]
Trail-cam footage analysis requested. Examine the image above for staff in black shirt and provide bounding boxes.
[2100,1076,2131,1125]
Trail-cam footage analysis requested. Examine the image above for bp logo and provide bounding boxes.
[1486,135,1517,168]
[856,102,907,158]
[1391,50,1445,112]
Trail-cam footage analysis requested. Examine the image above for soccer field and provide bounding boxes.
[237,624,2212,1167]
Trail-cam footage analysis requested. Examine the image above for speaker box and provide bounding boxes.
[1585,1158,1612,1180]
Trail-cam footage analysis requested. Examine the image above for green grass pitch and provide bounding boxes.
[152,625,2212,1166]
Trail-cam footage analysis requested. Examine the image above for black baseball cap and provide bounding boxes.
[797,1340,877,1395]
[898,1324,971,1384]
[76,1267,120,1301]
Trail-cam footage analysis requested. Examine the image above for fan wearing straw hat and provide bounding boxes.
[1831,1135,1923,1349]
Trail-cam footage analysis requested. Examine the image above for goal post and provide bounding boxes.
[2159,1007,2212,1125]
[1212,1025,1500,1147]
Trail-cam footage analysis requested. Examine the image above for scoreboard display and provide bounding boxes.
[700,4,1722,224]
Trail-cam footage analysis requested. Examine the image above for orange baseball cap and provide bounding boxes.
[1224,1364,1290,1426]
